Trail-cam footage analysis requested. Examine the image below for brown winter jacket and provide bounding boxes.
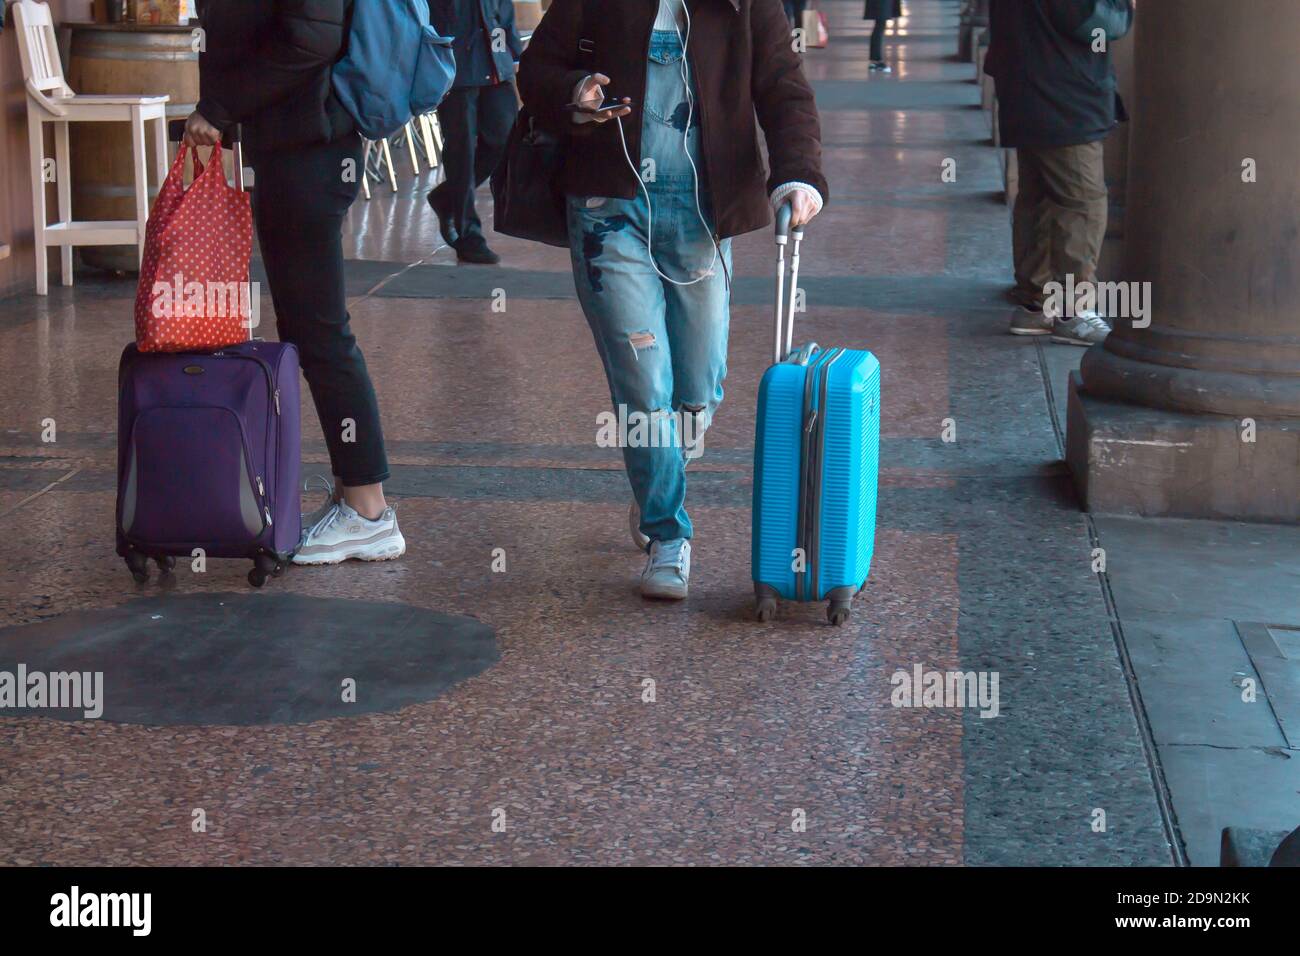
[517,0,827,240]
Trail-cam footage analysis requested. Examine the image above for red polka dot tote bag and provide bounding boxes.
[134,142,253,352]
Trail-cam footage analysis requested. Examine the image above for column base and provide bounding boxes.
[1066,371,1300,522]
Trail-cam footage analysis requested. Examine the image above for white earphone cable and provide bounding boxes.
[612,0,720,287]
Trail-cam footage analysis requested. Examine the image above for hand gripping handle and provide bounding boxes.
[773,201,807,364]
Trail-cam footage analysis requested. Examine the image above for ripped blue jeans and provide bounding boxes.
[567,178,732,545]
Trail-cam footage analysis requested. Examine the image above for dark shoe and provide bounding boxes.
[1050,311,1112,346]
[454,234,501,265]
[426,188,457,247]
[1008,309,1052,336]
[1007,287,1045,313]
[869,61,892,73]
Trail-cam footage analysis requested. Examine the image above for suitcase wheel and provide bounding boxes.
[755,596,778,622]
[247,553,284,588]
[124,550,150,584]
[155,555,176,574]
[827,601,851,627]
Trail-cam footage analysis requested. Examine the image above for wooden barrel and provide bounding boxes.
[67,23,197,273]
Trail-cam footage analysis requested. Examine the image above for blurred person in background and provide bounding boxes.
[986,0,1134,345]
[864,0,902,72]
[427,0,526,264]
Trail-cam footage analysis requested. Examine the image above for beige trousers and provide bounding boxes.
[1012,141,1108,306]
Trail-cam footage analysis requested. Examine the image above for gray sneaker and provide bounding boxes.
[1051,311,1112,346]
[640,538,690,600]
[1009,308,1053,336]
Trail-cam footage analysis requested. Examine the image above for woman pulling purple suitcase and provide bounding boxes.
[184,0,405,566]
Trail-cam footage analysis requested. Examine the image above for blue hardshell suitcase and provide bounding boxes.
[752,204,881,625]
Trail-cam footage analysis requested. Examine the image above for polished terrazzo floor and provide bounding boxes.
[0,0,1174,865]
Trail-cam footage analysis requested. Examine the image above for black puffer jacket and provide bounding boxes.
[196,0,356,156]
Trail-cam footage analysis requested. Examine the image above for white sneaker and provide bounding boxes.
[1051,311,1112,346]
[640,538,690,600]
[293,501,406,565]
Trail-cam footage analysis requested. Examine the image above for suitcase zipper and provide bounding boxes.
[808,350,843,602]
[795,353,822,602]
[796,349,833,601]
[213,349,278,528]
[799,349,842,602]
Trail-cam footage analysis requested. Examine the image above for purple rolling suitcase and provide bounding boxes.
[115,120,301,588]
[115,341,302,587]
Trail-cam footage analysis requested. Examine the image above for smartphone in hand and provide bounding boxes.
[564,98,633,116]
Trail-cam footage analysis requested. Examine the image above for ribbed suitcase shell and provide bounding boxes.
[115,341,302,563]
[752,348,880,605]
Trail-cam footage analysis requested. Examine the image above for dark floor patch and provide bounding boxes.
[0,593,497,727]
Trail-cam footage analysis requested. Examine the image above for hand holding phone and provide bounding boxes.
[568,73,633,123]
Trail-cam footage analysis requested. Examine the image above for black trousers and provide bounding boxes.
[430,81,517,241]
[870,17,887,60]
[251,132,390,487]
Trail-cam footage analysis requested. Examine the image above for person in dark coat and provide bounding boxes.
[186,0,406,565]
[427,0,525,264]
[863,0,902,71]
[985,0,1133,345]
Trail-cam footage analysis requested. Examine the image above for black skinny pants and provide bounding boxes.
[870,17,887,61]
[251,132,390,487]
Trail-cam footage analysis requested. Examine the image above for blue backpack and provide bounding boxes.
[332,0,457,141]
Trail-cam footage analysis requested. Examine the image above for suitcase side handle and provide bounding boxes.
[774,200,806,364]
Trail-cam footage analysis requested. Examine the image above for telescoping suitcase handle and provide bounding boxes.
[167,119,246,191]
[773,201,812,366]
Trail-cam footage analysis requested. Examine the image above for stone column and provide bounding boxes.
[1067,0,1300,522]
